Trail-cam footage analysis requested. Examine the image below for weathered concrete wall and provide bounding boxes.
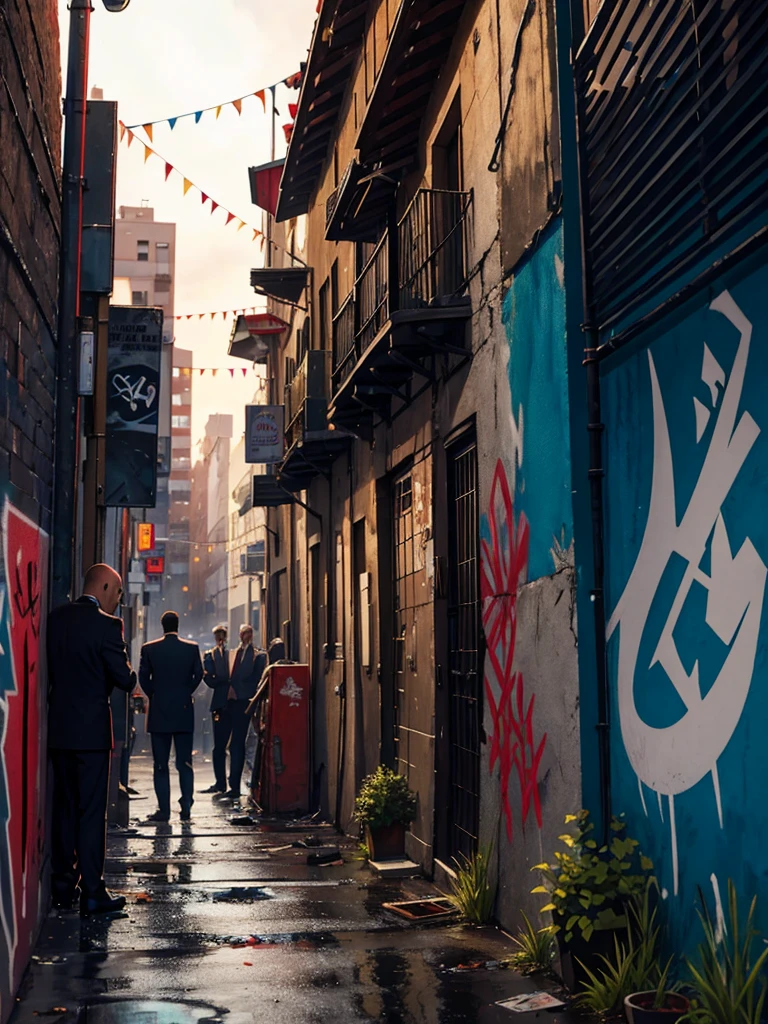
[0,1,61,1018]
[602,260,768,954]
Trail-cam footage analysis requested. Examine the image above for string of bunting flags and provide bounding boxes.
[176,366,268,383]
[173,306,261,321]
[123,71,302,135]
[117,125,300,261]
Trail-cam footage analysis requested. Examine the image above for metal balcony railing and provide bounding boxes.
[398,188,471,309]
[330,188,471,395]
[285,350,332,449]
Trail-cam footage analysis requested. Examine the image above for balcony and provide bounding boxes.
[280,350,352,489]
[329,188,472,433]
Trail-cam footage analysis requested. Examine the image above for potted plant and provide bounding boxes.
[354,766,416,861]
[679,879,768,1024]
[532,811,654,990]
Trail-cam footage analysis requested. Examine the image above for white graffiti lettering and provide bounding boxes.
[112,374,157,412]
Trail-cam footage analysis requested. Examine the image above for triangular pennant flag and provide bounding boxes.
[252,229,260,241]
[212,368,218,377]
[164,162,173,181]
[201,192,209,206]
[242,368,248,377]
[118,121,126,142]
[229,368,234,377]
[194,110,203,123]
[143,144,153,164]
[215,105,222,119]
[222,312,228,319]
[198,313,204,320]
[237,220,246,231]
[232,98,242,115]
[186,314,193,320]
[200,368,206,375]
[289,103,298,119]
[225,212,236,225]
[210,312,215,320]
[210,201,219,215]
[259,235,266,252]
[254,89,266,112]
[126,130,135,148]
[169,117,178,130]
[143,123,153,143]
[183,178,193,195]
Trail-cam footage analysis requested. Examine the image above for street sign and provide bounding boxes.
[137,522,155,552]
[104,306,163,507]
[245,405,285,463]
[146,556,164,575]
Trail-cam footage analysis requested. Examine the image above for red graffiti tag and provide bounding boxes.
[481,460,546,842]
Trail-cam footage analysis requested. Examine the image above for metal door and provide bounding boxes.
[446,436,480,860]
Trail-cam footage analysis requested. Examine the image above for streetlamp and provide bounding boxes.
[52,0,131,606]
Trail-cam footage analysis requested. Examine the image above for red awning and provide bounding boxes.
[248,158,285,217]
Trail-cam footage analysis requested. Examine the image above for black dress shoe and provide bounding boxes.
[147,810,170,822]
[223,790,241,800]
[201,784,225,794]
[180,808,192,821]
[80,890,126,918]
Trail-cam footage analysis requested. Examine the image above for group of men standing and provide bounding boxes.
[47,563,272,918]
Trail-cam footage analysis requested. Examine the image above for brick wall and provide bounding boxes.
[0,1,60,1019]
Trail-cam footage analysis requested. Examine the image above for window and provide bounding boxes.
[172,393,183,406]
[172,367,181,378]
[137,240,149,261]
[156,241,169,271]
[171,415,190,429]
[172,455,190,471]
[131,290,148,306]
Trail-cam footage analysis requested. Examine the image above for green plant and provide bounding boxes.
[574,881,674,1016]
[532,810,654,944]
[680,880,768,1024]
[447,844,495,925]
[353,766,417,830]
[507,912,556,975]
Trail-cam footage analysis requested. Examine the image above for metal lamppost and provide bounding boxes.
[51,0,131,607]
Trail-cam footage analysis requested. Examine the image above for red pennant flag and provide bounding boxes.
[254,90,266,112]
[118,121,126,142]
[232,98,242,115]
[198,313,204,319]
[210,312,215,320]
[201,192,209,206]
[164,162,173,180]
[289,103,298,119]
[186,314,193,320]
[210,201,219,215]
[225,212,236,225]
[200,368,205,375]
[229,369,234,377]
[223,311,228,319]
[252,229,260,241]
[242,368,248,377]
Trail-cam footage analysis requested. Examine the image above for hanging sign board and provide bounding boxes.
[137,522,155,552]
[245,405,285,464]
[146,556,165,575]
[104,306,163,507]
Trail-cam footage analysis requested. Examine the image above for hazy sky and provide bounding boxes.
[58,0,317,450]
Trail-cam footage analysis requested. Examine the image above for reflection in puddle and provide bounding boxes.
[78,999,223,1023]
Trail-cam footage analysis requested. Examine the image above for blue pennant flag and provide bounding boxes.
[168,117,177,130]
[194,110,203,124]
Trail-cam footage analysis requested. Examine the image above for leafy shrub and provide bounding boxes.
[532,811,654,944]
[447,844,495,925]
[353,766,416,829]
[508,912,556,975]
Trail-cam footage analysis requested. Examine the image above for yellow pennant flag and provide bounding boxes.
[237,220,246,231]
[143,123,153,143]
[143,144,153,164]
[232,98,242,115]
[183,178,193,196]
[215,105,222,119]
[252,229,259,241]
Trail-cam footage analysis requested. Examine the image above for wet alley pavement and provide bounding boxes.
[11,755,573,1023]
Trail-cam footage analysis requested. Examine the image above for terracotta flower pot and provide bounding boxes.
[624,992,690,1024]
[366,821,406,861]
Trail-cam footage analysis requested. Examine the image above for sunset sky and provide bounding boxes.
[58,0,317,448]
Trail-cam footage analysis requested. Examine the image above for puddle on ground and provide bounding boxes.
[78,999,224,1023]
[211,886,273,902]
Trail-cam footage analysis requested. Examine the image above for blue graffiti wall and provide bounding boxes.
[602,257,768,952]
[502,219,572,581]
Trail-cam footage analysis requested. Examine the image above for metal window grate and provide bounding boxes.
[576,0,768,338]
[393,472,417,776]
[446,438,480,861]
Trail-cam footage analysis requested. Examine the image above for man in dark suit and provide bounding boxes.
[138,611,203,822]
[201,625,230,794]
[47,563,135,917]
[225,624,266,799]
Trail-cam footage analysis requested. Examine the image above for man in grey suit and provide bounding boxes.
[139,611,203,821]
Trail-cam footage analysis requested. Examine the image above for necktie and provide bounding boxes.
[233,648,243,676]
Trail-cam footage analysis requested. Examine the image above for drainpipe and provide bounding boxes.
[573,24,611,842]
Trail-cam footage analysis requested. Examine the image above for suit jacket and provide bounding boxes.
[139,634,203,733]
[202,645,230,712]
[47,597,135,751]
[228,644,267,702]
